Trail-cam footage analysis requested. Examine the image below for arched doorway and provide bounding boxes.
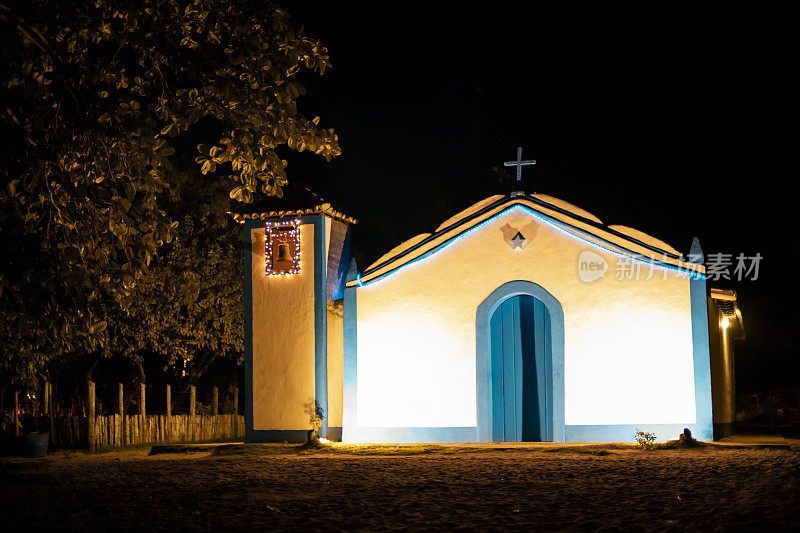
[476,281,565,443]
[490,294,551,441]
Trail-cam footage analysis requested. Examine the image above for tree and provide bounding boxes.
[125,172,244,385]
[0,0,339,388]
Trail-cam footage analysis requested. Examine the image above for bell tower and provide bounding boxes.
[239,192,355,442]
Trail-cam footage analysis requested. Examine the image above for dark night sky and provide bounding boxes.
[282,3,795,393]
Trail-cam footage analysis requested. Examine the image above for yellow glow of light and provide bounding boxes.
[721,316,730,330]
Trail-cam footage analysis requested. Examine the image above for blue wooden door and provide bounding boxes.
[490,295,551,441]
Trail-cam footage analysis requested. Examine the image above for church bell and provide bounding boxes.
[276,242,293,262]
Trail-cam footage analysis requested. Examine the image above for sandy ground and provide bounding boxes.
[1,443,799,531]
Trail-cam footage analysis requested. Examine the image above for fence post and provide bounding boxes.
[212,386,218,416]
[87,380,95,452]
[14,390,20,436]
[47,381,56,448]
[189,385,196,416]
[165,384,172,443]
[139,382,146,443]
[189,385,196,441]
[116,382,123,447]
[231,385,239,438]
[139,383,146,418]
[117,383,123,415]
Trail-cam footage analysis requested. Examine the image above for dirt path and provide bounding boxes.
[2,445,799,531]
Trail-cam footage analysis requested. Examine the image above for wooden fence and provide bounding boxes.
[17,413,244,450]
[4,380,244,451]
[92,413,244,449]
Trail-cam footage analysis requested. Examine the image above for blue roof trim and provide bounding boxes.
[358,204,704,287]
[359,195,684,281]
[525,195,682,260]
[362,195,510,275]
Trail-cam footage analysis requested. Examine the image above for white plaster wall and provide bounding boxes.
[355,208,696,428]
[251,224,316,430]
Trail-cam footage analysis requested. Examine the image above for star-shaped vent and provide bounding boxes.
[510,231,526,250]
[500,221,538,251]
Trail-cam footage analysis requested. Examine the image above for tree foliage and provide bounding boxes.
[0,0,338,388]
[127,175,244,381]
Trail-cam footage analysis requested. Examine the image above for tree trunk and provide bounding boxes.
[179,350,216,398]
[87,380,95,452]
[85,357,98,383]
[189,349,218,384]
[46,371,56,449]
[133,361,147,416]
[0,382,6,414]
[134,360,146,383]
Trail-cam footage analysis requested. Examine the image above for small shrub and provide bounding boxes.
[634,428,657,450]
[300,400,326,449]
[307,400,324,433]
[309,413,322,432]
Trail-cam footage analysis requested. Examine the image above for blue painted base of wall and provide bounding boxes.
[565,423,713,443]
[341,423,714,444]
[246,428,345,443]
[344,427,478,443]
[325,427,342,442]
[246,429,309,443]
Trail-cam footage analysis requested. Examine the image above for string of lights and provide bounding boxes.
[265,218,301,276]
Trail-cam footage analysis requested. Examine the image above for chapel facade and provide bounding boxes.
[237,186,742,443]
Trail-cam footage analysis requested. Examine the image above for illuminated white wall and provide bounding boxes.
[355,208,697,428]
[250,223,316,430]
